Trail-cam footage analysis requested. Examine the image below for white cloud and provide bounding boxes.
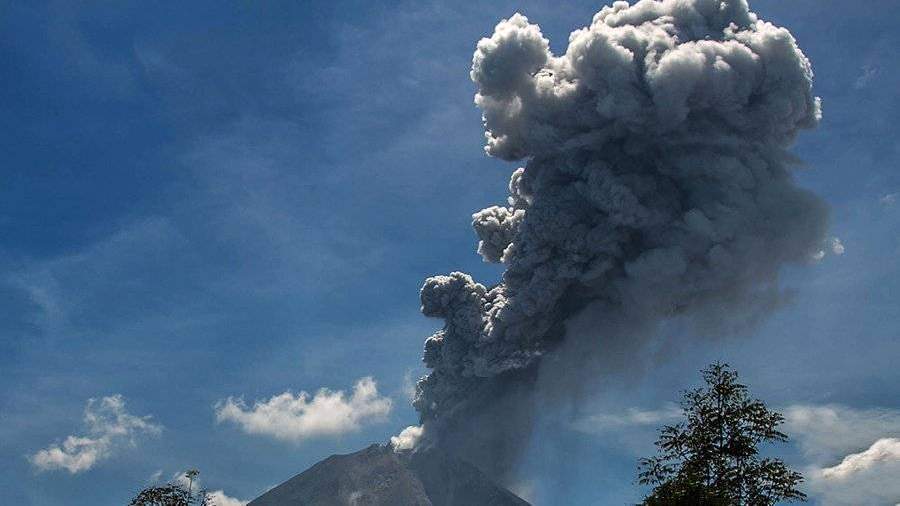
[811,236,846,263]
[812,236,846,262]
[171,471,201,493]
[390,425,425,452]
[820,438,900,480]
[829,237,845,256]
[806,439,900,506]
[215,377,392,442]
[881,193,897,207]
[173,471,248,506]
[783,404,900,462]
[402,369,419,402]
[29,395,161,474]
[785,405,900,505]
[207,490,249,506]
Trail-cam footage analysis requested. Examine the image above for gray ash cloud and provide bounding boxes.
[412,0,828,478]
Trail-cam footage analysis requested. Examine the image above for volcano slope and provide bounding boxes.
[247,444,531,506]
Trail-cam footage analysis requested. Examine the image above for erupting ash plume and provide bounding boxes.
[412,0,827,479]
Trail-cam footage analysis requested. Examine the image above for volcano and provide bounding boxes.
[247,443,531,506]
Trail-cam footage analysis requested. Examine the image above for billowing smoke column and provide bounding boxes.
[413,0,827,477]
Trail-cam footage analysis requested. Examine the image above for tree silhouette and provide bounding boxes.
[638,363,806,505]
[129,471,210,506]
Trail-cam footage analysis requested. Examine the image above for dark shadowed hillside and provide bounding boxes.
[248,444,531,506]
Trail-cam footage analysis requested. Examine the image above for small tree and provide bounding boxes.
[638,363,806,505]
[129,471,211,506]
[184,469,200,497]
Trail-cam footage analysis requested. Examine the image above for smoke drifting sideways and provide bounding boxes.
[411,0,828,480]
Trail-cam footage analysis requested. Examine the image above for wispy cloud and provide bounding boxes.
[570,404,682,434]
[8,217,194,338]
[43,2,140,98]
[215,377,392,442]
[565,403,685,457]
[29,395,161,474]
[854,64,879,90]
[401,369,419,402]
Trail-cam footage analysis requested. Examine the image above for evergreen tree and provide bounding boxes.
[638,363,806,505]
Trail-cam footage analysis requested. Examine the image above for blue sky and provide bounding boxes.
[1,1,898,504]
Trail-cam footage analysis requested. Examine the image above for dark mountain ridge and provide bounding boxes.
[248,443,531,506]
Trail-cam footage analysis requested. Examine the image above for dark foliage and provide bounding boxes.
[128,478,210,506]
[638,363,806,505]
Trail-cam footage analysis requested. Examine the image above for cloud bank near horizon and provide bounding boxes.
[785,404,900,505]
[569,402,900,504]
